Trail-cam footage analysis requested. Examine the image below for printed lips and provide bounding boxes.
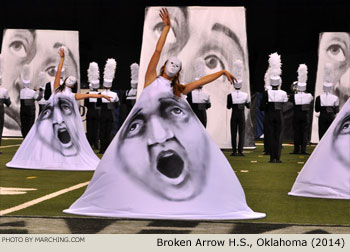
[156,150,184,179]
[57,128,71,144]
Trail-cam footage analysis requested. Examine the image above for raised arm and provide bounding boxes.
[54,48,65,91]
[182,70,237,95]
[75,93,112,102]
[144,8,171,88]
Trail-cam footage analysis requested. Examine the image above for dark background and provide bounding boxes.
[0,0,349,94]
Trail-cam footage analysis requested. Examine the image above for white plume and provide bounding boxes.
[233,59,243,81]
[38,71,46,88]
[324,63,333,83]
[193,58,206,80]
[130,63,139,82]
[268,52,282,77]
[297,64,308,83]
[22,64,31,81]
[103,58,117,81]
[88,62,100,83]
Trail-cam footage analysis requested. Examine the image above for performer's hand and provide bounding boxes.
[103,95,113,102]
[159,8,171,28]
[58,48,65,58]
[223,70,237,84]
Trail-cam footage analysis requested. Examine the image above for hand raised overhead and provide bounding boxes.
[159,8,171,27]
[58,48,65,58]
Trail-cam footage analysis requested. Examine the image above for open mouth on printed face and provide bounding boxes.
[57,128,71,144]
[156,150,184,179]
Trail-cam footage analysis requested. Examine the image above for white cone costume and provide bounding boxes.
[7,92,99,170]
[7,48,99,170]
[289,98,350,199]
[65,76,265,220]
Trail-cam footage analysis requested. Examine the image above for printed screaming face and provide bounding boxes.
[117,89,210,201]
[1,29,79,132]
[37,94,80,157]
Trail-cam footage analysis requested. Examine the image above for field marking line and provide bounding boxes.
[0,144,21,149]
[0,181,89,216]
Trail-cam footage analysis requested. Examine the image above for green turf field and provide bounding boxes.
[0,138,349,225]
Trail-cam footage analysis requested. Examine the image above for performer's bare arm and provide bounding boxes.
[144,8,171,88]
[54,48,65,91]
[75,93,112,101]
[182,70,236,95]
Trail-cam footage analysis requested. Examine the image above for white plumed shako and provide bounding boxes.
[38,71,46,89]
[233,59,243,89]
[103,58,117,88]
[22,64,31,88]
[130,63,139,89]
[193,58,205,81]
[297,64,308,92]
[88,62,100,89]
[268,52,282,87]
[323,63,333,93]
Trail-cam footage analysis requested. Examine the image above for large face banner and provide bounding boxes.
[137,7,254,148]
[289,98,350,199]
[1,29,80,136]
[65,77,265,219]
[311,32,350,143]
[7,93,99,171]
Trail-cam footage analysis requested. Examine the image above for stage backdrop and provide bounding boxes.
[1,29,80,137]
[137,6,254,148]
[311,32,350,143]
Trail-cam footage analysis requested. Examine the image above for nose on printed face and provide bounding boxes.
[53,107,63,124]
[147,117,174,145]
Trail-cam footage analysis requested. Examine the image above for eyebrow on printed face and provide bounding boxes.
[8,30,35,43]
[211,23,244,60]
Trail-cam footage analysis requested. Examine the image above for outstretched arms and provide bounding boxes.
[54,48,65,92]
[144,8,171,88]
[182,70,237,95]
[75,93,112,101]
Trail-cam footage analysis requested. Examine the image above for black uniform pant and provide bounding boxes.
[318,111,335,140]
[86,107,101,149]
[100,109,116,153]
[293,110,308,153]
[263,111,270,154]
[0,106,4,146]
[193,108,207,128]
[267,110,283,161]
[20,105,35,138]
[230,109,245,153]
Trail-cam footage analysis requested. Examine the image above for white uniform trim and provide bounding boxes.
[88,91,99,102]
[320,93,339,107]
[294,92,313,105]
[231,90,249,104]
[267,89,288,102]
[192,89,210,104]
[20,87,39,100]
